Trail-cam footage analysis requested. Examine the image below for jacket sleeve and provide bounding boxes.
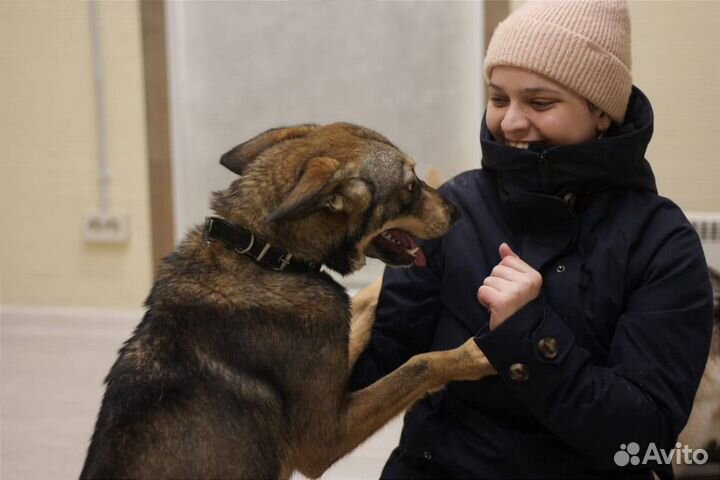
[349,238,444,391]
[474,219,714,468]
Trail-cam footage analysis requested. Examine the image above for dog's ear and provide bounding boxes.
[335,123,397,149]
[268,157,341,222]
[220,124,319,175]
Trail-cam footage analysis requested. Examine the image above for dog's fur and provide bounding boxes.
[80,123,495,479]
[676,267,720,471]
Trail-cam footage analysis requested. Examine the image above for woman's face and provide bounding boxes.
[486,66,612,148]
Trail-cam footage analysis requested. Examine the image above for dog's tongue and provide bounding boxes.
[388,229,426,267]
[413,248,427,267]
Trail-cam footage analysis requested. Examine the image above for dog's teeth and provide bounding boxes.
[407,247,420,256]
[381,231,402,245]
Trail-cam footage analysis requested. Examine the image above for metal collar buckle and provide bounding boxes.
[234,234,254,254]
[256,243,271,261]
[274,253,293,271]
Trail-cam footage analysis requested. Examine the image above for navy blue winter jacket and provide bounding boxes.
[350,87,714,479]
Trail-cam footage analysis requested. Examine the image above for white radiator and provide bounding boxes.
[687,212,720,270]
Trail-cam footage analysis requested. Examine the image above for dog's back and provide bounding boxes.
[81,233,351,479]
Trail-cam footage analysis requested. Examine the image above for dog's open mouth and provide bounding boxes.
[367,229,427,268]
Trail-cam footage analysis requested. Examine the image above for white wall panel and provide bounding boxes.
[167,0,483,287]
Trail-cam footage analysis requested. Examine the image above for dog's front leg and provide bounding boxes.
[305,339,496,477]
[343,339,496,451]
[348,277,382,369]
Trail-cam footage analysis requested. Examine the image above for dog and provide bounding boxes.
[80,123,496,479]
[676,266,720,472]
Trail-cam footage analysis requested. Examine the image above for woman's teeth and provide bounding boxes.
[506,141,529,149]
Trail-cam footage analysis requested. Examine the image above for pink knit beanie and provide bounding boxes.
[484,0,632,123]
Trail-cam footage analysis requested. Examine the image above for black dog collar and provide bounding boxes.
[203,217,321,273]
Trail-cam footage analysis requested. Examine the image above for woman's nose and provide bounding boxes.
[500,103,529,137]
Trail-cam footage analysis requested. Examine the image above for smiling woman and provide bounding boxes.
[349,1,714,479]
[486,67,612,147]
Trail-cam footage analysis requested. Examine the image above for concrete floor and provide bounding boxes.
[0,306,401,480]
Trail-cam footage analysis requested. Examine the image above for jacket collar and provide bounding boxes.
[480,86,658,199]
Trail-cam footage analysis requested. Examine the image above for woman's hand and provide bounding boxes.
[477,243,543,330]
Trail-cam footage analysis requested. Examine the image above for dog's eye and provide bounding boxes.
[407,180,417,193]
[325,194,344,212]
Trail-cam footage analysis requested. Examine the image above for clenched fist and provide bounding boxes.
[477,243,543,330]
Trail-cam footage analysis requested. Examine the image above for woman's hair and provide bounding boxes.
[484,0,632,123]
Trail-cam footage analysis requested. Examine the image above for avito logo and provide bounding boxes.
[614,442,708,466]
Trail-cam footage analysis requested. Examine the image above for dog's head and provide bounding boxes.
[212,123,458,275]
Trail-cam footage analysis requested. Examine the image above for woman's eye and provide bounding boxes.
[530,100,555,109]
[490,96,508,106]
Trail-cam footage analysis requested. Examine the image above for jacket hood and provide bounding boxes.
[480,86,657,198]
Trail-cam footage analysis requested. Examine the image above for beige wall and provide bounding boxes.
[2,0,719,308]
[507,0,720,212]
[165,0,483,290]
[629,0,720,211]
[0,0,153,308]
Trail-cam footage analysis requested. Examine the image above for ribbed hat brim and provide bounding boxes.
[484,1,632,123]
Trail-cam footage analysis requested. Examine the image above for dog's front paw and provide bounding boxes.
[449,339,498,382]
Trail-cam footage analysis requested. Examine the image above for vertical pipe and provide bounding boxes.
[89,0,110,214]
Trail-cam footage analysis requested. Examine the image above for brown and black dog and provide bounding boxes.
[80,123,495,479]
[677,267,720,472]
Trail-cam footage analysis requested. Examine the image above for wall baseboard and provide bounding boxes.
[1,305,144,339]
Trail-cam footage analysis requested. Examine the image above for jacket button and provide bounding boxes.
[423,451,432,460]
[555,264,566,273]
[537,337,558,359]
[509,363,530,382]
